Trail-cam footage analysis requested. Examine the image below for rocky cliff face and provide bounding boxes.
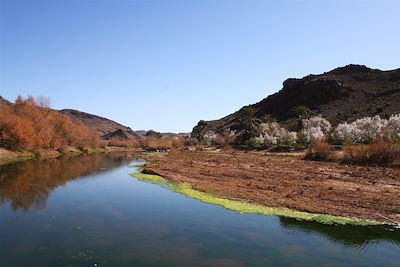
[199,64,400,132]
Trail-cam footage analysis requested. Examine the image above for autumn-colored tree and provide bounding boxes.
[0,107,35,150]
[0,96,100,151]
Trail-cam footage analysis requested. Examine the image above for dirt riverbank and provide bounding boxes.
[142,150,400,224]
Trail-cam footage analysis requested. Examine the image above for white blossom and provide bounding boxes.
[257,122,297,146]
[333,114,400,144]
[297,129,310,144]
[302,116,332,134]
[333,122,358,144]
[386,114,400,141]
[353,115,387,143]
[302,116,332,143]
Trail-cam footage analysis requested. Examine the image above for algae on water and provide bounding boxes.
[131,172,381,226]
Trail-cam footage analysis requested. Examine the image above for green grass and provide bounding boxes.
[131,172,382,226]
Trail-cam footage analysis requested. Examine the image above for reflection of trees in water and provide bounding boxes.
[279,217,400,248]
[0,153,134,211]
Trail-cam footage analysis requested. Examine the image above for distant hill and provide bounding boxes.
[134,130,189,138]
[0,96,12,108]
[198,64,400,133]
[0,96,137,139]
[60,109,137,139]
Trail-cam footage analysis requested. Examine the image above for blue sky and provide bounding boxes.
[1,0,399,132]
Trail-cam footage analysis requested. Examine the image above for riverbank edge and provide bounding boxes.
[131,171,383,226]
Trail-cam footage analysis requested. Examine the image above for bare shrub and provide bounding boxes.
[342,140,400,165]
[141,136,184,150]
[216,129,236,150]
[108,138,140,148]
[304,141,334,161]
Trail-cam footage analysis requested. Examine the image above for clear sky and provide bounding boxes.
[1,0,399,132]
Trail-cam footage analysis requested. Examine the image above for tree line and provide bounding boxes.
[0,96,99,151]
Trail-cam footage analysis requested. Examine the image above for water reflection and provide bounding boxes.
[279,217,400,248]
[0,153,134,211]
[0,154,399,266]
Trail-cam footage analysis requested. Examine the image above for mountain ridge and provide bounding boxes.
[198,64,400,133]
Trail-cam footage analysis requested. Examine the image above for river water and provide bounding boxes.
[0,153,399,267]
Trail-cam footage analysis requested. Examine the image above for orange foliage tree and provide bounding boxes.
[0,96,99,151]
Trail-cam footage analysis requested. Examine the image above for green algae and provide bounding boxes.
[131,172,382,226]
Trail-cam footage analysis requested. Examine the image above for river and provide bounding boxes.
[0,153,399,266]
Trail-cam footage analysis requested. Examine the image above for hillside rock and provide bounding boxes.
[60,109,137,138]
[101,129,130,140]
[200,64,400,133]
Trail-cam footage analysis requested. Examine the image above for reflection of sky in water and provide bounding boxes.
[0,154,399,267]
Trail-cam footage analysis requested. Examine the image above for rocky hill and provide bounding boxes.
[60,109,137,139]
[198,64,400,133]
[0,96,12,108]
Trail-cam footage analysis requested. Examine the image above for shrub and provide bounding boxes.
[246,137,262,149]
[304,141,334,161]
[342,140,400,165]
[108,138,140,148]
[280,131,298,145]
[297,129,310,144]
[216,129,236,150]
[203,130,218,146]
[293,105,311,119]
[171,136,185,149]
[141,136,184,150]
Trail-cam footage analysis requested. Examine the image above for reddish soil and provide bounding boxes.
[142,150,400,223]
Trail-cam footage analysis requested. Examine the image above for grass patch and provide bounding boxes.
[131,172,381,226]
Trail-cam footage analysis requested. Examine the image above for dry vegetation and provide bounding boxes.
[0,96,99,152]
[304,141,334,161]
[305,140,400,166]
[342,141,400,165]
[142,150,400,223]
[140,136,185,150]
[104,135,185,151]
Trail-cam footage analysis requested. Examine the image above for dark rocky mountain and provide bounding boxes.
[198,64,400,133]
[101,129,131,140]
